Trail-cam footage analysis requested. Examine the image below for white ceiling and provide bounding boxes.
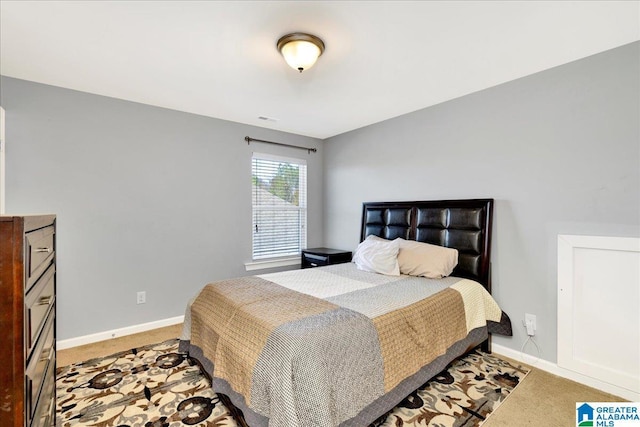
[1,1,638,139]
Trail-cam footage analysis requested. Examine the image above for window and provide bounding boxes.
[252,153,307,260]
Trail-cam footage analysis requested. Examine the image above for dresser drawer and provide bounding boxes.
[25,264,55,355]
[26,225,55,291]
[25,312,55,422]
[31,358,56,427]
[302,252,330,267]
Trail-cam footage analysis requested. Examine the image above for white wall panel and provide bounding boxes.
[558,235,640,395]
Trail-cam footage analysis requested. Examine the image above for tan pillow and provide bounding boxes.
[396,239,458,278]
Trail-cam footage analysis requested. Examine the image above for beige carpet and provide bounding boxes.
[481,360,623,427]
[58,324,624,427]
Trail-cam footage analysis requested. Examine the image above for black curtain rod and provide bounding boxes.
[245,136,317,154]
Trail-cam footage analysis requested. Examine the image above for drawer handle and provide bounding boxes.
[39,347,52,362]
[35,247,52,253]
[38,296,53,306]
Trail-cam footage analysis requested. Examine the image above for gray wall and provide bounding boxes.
[323,42,640,362]
[0,77,323,340]
[2,42,638,361]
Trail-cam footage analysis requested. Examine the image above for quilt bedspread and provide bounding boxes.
[180,263,511,427]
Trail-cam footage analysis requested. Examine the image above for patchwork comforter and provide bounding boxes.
[179,263,512,427]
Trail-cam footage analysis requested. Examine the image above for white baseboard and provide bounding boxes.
[493,344,640,402]
[57,315,184,350]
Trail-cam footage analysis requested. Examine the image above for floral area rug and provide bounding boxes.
[372,351,529,427]
[56,339,528,427]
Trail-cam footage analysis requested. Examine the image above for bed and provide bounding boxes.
[179,198,512,427]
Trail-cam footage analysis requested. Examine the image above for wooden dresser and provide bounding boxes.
[0,215,56,427]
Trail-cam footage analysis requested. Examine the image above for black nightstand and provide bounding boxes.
[301,247,352,269]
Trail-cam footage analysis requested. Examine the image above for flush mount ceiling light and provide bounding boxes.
[277,32,325,73]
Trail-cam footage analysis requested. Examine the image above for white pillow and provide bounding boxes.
[396,238,458,278]
[352,235,400,276]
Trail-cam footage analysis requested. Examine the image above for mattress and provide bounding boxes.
[179,263,512,427]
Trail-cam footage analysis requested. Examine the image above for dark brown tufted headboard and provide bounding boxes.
[360,199,494,290]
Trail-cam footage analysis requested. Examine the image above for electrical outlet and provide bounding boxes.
[525,313,536,336]
[137,291,146,304]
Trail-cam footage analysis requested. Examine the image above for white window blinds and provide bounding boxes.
[252,153,307,260]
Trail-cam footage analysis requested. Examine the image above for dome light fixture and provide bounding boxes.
[277,32,325,73]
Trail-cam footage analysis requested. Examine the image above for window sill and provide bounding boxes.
[244,256,300,272]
